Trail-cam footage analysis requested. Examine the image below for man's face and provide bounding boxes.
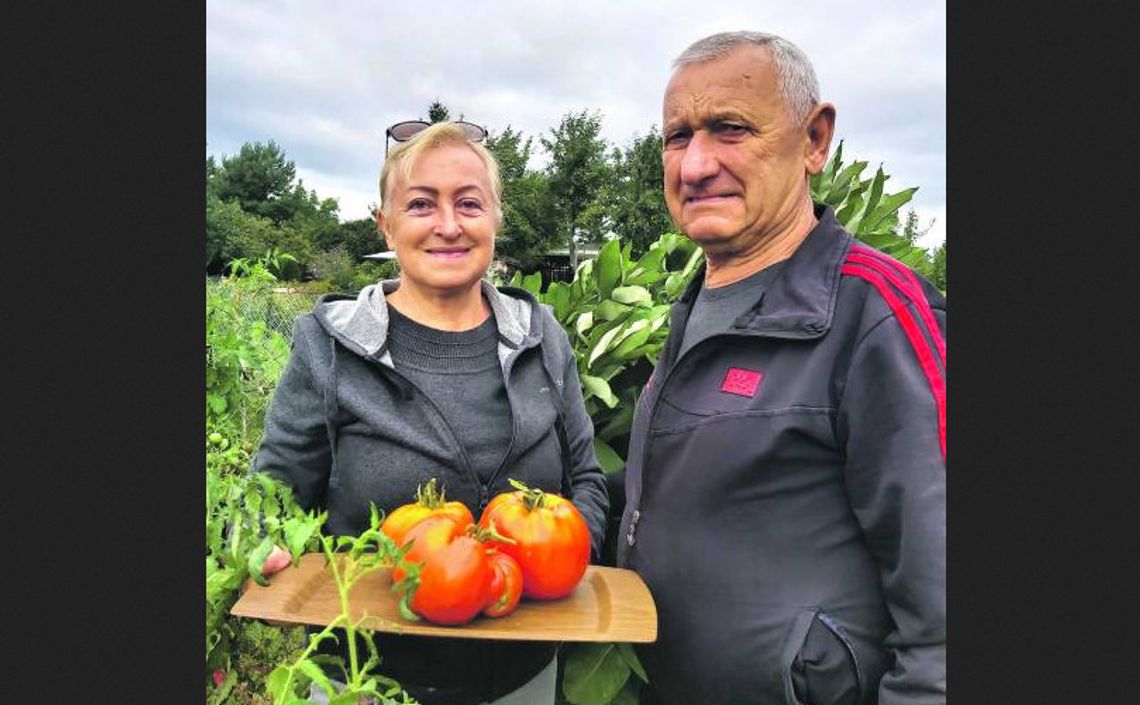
[662,46,812,257]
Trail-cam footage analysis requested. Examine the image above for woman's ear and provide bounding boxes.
[376,208,395,251]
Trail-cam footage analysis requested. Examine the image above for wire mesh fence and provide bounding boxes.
[207,278,322,442]
[236,287,320,340]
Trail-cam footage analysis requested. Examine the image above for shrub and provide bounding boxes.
[206,256,292,442]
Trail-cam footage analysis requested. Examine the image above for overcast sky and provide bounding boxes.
[207,0,945,248]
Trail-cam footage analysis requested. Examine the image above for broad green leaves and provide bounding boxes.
[810,140,931,267]
[594,239,623,300]
[507,229,698,476]
[562,642,649,705]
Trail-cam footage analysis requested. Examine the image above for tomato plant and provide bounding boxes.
[478,478,590,600]
[380,478,474,546]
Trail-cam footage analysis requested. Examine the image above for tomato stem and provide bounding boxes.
[507,477,547,512]
[468,521,517,546]
[415,477,447,509]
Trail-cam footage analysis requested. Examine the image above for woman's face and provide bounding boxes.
[378,144,498,298]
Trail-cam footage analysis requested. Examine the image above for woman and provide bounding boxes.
[253,121,609,705]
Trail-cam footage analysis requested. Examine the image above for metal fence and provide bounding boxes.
[234,288,320,340]
[207,281,322,440]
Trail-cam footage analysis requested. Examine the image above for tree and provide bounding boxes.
[213,141,297,223]
[427,101,450,123]
[486,126,559,271]
[598,127,674,257]
[208,140,343,279]
[315,217,384,261]
[900,208,945,293]
[541,110,609,271]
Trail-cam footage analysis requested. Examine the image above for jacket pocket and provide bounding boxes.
[780,608,861,705]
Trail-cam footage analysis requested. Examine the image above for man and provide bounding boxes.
[616,31,946,705]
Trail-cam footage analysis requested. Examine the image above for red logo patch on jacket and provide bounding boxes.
[720,368,762,397]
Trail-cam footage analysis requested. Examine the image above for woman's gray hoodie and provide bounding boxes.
[253,278,609,703]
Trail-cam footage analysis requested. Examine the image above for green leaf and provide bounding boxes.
[265,665,293,699]
[611,680,642,705]
[298,660,336,697]
[610,285,651,307]
[848,166,886,235]
[243,486,262,516]
[613,323,653,360]
[547,282,572,321]
[283,516,320,558]
[592,438,625,473]
[207,393,227,415]
[864,187,918,233]
[616,643,648,682]
[835,190,865,228]
[596,404,634,442]
[522,271,543,295]
[896,246,929,269]
[595,299,632,322]
[576,311,595,335]
[588,326,624,369]
[828,160,868,206]
[562,642,631,705]
[580,375,619,408]
[594,238,623,300]
[246,536,275,586]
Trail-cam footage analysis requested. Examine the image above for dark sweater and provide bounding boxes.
[386,305,512,485]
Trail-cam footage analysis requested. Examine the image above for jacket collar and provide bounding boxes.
[312,279,538,363]
[677,203,853,339]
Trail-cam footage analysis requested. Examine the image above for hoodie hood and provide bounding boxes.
[311,279,540,370]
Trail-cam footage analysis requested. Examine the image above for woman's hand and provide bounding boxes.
[261,545,293,577]
[255,545,295,627]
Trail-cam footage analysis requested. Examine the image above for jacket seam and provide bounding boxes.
[649,405,835,437]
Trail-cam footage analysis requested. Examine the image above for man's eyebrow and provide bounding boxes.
[702,111,751,126]
[665,111,751,130]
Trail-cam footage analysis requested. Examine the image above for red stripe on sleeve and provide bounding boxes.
[847,244,946,365]
[841,261,947,460]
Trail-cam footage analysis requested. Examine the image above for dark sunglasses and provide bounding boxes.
[384,120,487,156]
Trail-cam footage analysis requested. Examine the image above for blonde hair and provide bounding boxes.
[379,122,503,221]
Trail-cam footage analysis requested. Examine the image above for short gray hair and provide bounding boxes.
[673,31,820,126]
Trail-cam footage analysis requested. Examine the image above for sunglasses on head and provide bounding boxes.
[384,120,487,155]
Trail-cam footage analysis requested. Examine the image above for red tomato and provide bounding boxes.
[381,478,475,546]
[483,550,523,618]
[478,479,591,600]
[392,515,494,626]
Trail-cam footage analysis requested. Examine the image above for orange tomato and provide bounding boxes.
[483,550,523,618]
[478,479,590,600]
[381,478,474,546]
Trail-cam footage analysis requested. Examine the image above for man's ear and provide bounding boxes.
[803,102,837,175]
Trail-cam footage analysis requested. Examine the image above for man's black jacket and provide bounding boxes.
[617,205,946,705]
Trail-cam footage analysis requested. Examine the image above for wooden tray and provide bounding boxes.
[231,553,657,643]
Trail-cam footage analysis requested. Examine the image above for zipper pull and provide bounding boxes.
[626,509,640,547]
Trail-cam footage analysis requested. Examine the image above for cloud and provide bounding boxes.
[208,0,945,243]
